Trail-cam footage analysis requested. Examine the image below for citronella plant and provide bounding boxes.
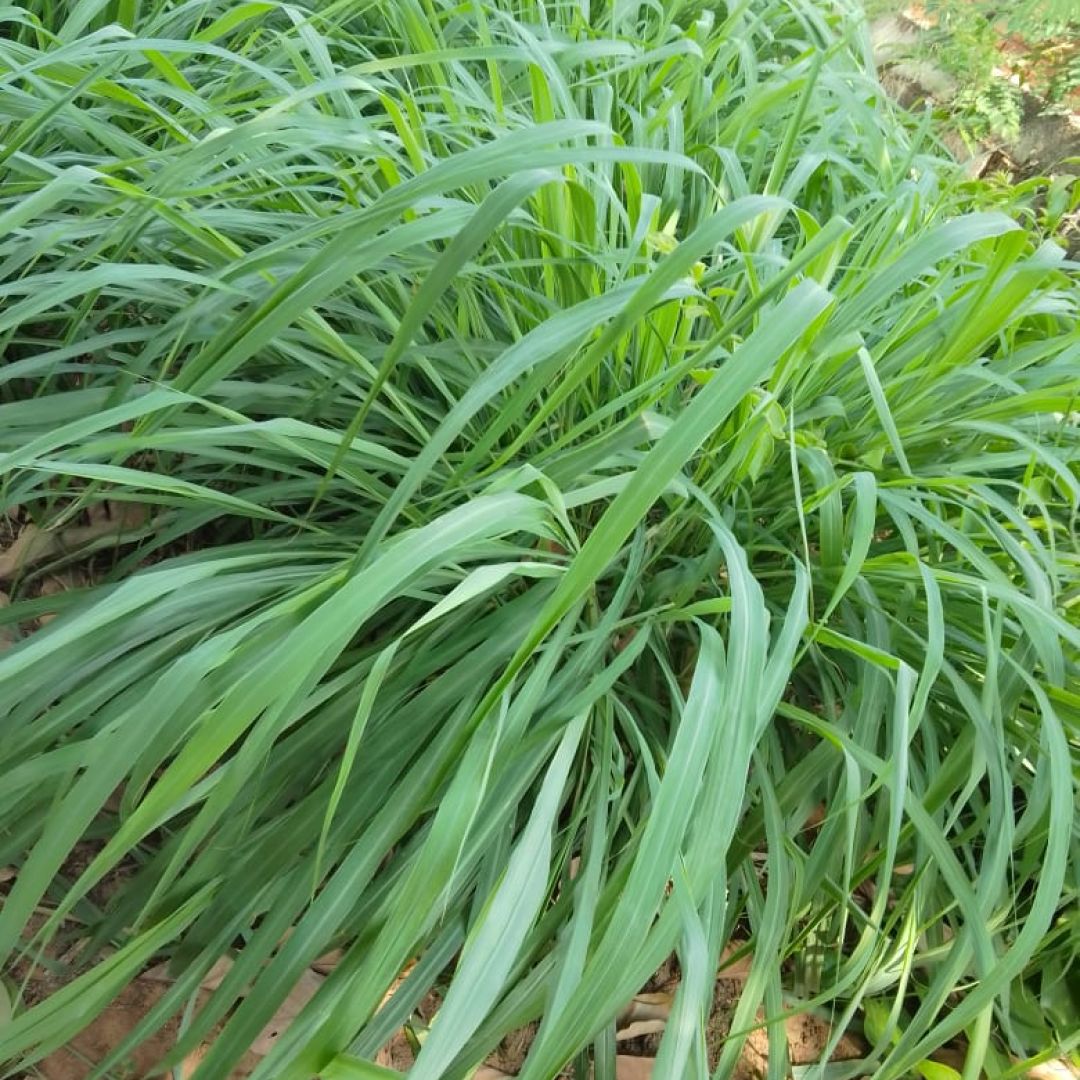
[0,1,1076,1079]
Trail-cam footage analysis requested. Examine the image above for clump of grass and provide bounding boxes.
[0,1,1077,1079]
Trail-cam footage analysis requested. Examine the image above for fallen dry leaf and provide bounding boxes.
[199,956,235,992]
[143,954,234,992]
[251,968,324,1056]
[0,503,151,581]
[615,1055,654,1079]
[474,1069,513,1079]
[1027,1061,1080,1080]
[378,959,418,1009]
[311,948,345,974]
[0,526,55,579]
[179,1043,208,1079]
[37,572,84,625]
[618,991,672,1027]
[615,1019,667,1042]
[628,992,672,1018]
[718,940,753,981]
[0,866,15,884]
[89,500,150,530]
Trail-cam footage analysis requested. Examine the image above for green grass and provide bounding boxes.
[0,1,1077,1078]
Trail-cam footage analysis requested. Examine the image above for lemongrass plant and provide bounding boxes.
[0,1,1077,1079]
